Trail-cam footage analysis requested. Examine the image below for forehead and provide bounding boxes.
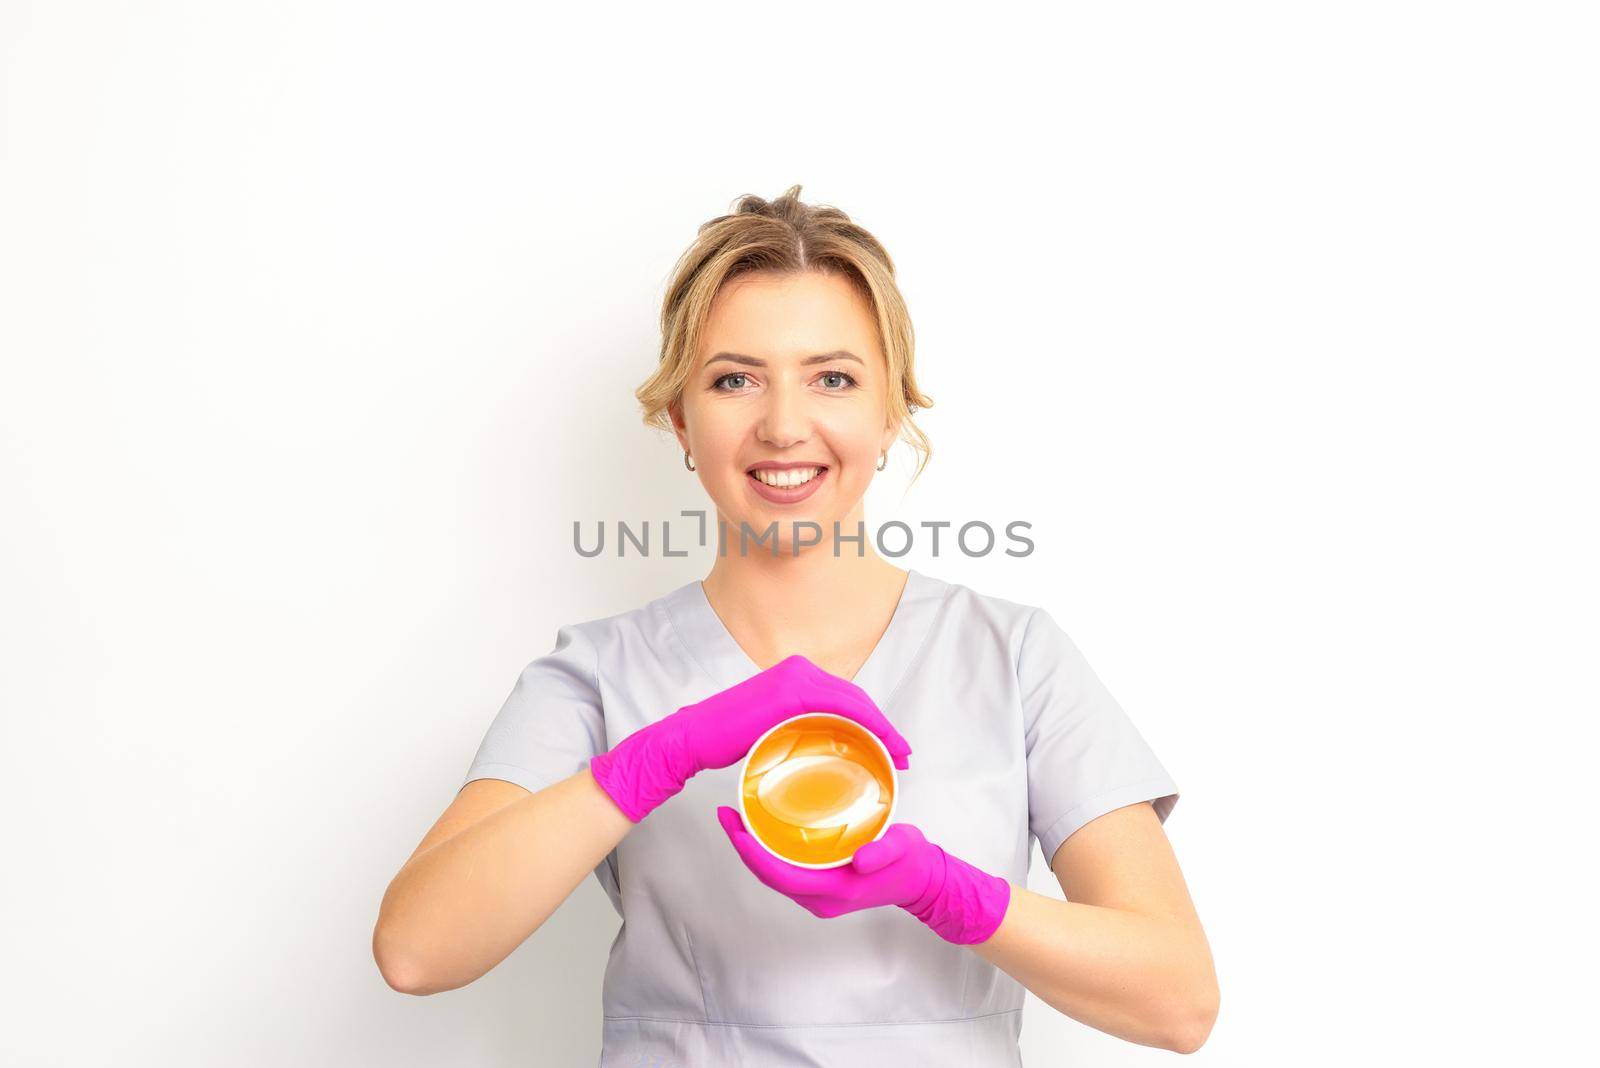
[701,271,882,366]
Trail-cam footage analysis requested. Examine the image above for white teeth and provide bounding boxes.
[752,466,821,488]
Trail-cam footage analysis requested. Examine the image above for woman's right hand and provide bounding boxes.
[589,654,913,823]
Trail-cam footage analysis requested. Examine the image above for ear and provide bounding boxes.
[879,417,901,457]
[668,399,690,452]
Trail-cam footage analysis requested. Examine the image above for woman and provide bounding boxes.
[373,186,1219,1064]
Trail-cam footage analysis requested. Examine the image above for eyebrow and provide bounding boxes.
[706,350,864,369]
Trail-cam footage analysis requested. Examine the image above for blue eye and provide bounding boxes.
[712,370,857,392]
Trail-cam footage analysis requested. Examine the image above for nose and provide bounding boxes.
[755,377,811,449]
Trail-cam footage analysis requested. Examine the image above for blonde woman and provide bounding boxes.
[373,186,1219,1065]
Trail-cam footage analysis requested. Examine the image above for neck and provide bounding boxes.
[700,507,908,668]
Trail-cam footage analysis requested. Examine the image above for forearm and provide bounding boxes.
[971,885,1218,1053]
[375,767,632,994]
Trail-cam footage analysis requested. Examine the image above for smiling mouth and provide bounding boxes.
[747,465,827,488]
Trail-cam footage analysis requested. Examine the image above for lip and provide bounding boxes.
[747,463,828,505]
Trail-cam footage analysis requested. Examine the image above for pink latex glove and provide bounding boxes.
[715,806,1012,946]
[589,654,913,824]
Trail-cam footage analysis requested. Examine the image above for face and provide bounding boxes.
[671,270,899,555]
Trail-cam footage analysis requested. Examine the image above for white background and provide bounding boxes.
[3,2,1596,1064]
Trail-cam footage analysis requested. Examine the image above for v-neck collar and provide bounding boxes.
[663,567,948,709]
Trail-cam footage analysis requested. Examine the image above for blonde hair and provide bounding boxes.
[636,184,934,481]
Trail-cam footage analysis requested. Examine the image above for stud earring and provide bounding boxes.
[876,451,888,471]
[684,451,696,472]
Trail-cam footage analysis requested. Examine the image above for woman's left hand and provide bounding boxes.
[714,806,1012,945]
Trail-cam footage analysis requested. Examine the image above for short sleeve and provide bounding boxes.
[463,623,606,796]
[1020,607,1180,867]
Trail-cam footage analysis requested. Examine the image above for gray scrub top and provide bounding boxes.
[463,568,1180,1067]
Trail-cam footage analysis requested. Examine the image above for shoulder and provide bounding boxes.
[541,579,701,659]
[911,569,1053,663]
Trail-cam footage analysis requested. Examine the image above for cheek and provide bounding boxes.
[817,411,888,460]
[688,409,744,461]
